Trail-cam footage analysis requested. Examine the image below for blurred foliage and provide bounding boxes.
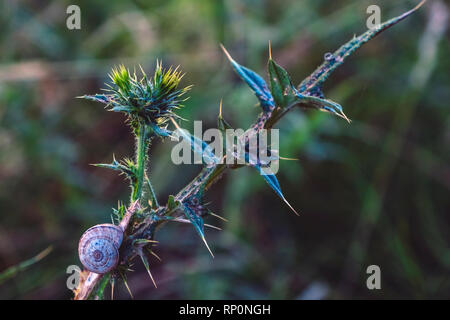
[0,0,448,299]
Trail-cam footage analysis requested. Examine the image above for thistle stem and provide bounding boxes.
[132,123,148,202]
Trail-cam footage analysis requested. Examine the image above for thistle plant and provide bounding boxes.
[73,1,425,300]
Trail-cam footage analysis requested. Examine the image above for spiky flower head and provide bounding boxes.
[82,61,191,136]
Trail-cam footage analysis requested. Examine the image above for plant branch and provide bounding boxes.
[74,1,426,300]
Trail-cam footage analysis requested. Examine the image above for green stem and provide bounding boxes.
[95,124,149,300]
[91,273,111,300]
[132,123,148,202]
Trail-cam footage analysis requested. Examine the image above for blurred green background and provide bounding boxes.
[0,0,448,299]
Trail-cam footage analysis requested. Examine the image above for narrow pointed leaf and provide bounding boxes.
[145,175,159,209]
[0,246,52,285]
[93,158,137,181]
[298,0,426,95]
[183,206,214,257]
[221,44,275,112]
[78,94,111,104]
[150,122,172,137]
[110,105,135,113]
[255,165,299,216]
[296,92,351,123]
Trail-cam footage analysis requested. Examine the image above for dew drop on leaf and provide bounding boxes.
[324,52,335,61]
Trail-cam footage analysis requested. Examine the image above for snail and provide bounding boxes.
[78,201,139,274]
[78,223,124,274]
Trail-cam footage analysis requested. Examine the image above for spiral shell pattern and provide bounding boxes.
[78,224,124,274]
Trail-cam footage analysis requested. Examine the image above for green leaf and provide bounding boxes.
[0,246,52,285]
[221,44,275,112]
[92,273,110,300]
[268,57,297,108]
[167,195,180,211]
[111,201,126,225]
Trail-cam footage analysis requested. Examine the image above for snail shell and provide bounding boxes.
[78,224,124,274]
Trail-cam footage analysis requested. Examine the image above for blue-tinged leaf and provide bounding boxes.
[150,122,171,137]
[255,165,299,216]
[221,44,275,112]
[110,105,133,113]
[296,91,351,123]
[92,156,137,181]
[183,205,214,257]
[78,94,111,104]
[170,118,220,166]
[298,0,426,95]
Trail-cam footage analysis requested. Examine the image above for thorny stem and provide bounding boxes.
[132,123,148,202]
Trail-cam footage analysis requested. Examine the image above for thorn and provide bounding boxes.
[173,218,221,230]
[337,111,351,124]
[139,64,145,76]
[279,156,299,161]
[139,253,157,288]
[208,211,228,222]
[148,249,162,262]
[219,99,223,118]
[201,235,215,258]
[415,0,427,11]
[134,239,159,245]
[34,246,53,261]
[268,40,272,60]
[220,44,234,63]
[110,278,115,300]
[282,196,300,216]
[120,272,134,299]
[204,223,222,231]
[169,117,180,130]
[172,218,191,224]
